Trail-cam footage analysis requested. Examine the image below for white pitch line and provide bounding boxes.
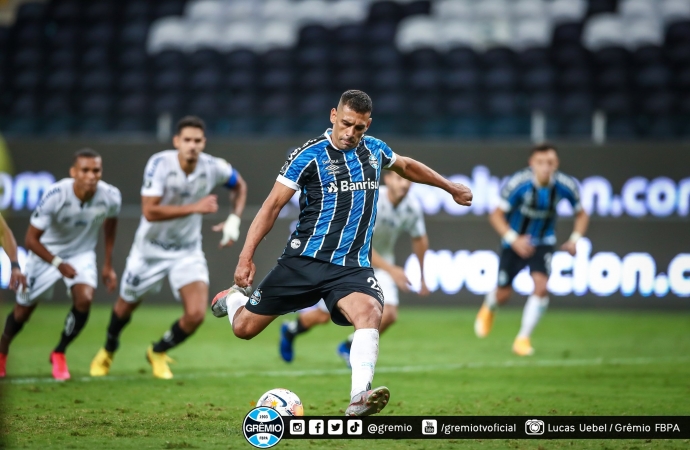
[2,356,689,386]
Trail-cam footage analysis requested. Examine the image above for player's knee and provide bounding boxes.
[13,307,32,323]
[185,310,205,328]
[232,321,257,340]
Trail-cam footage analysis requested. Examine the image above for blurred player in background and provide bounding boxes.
[278,170,430,366]
[90,116,247,380]
[474,143,589,356]
[1,149,121,379]
[210,90,471,416]
[0,212,27,293]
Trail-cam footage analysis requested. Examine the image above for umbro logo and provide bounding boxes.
[327,182,338,193]
[325,164,339,175]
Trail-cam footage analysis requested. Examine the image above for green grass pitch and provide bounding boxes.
[0,303,689,449]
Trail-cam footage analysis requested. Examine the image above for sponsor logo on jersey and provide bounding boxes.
[325,164,339,176]
[327,182,338,193]
[339,179,379,192]
[369,154,379,169]
[250,289,262,306]
[291,239,301,249]
[279,162,289,175]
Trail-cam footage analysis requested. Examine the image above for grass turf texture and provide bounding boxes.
[0,303,688,450]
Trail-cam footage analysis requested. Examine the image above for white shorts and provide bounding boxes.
[17,251,98,306]
[119,249,209,302]
[308,268,399,313]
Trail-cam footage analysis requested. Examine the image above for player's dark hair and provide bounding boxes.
[339,90,373,114]
[72,148,101,165]
[176,116,206,135]
[531,143,557,155]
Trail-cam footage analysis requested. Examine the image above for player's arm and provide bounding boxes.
[0,213,27,291]
[411,235,430,296]
[388,156,472,206]
[212,171,248,248]
[489,208,534,259]
[371,249,410,293]
[141,195,218,222]
[561,209,589,256]
[25,225,76,279]
[101,217,118,292]
[234,182,295,287]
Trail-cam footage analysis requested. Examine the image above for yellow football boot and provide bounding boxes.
[512,337,535,356]
[146,345,174,379]
[90,348,114,377]
[474,305,495,338]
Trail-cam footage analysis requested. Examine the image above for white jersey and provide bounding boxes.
[30,178,121,258]
[371,186,426,265]
[132,150,233,258]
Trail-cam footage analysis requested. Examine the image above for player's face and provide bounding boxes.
[70,157,102,194]
[329,104,372,150]
[529,149,559,186]
[173,126,206,163]
[385,171,412,201]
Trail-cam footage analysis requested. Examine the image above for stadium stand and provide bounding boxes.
[1,0,690,138]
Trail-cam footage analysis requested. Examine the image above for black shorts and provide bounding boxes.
[244,256,384,326]
[497,245,554,288]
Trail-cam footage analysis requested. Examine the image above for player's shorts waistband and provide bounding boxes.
[147,239,199,251]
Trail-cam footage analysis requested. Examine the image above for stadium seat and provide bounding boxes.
[296,45,329,68]
[13,48,42,70]
[367,22,398,45]
[433,0,473,21]
[17,2,46,22]
[446,92,480,115]
[299,92,332,116]
[186,0,228,23]
[522,66,556,92]
[124,2,151,22]
[117,94,150,118]
[549,0,587,23]
[560,91,593,116]
[225,70,256,92]
[583,14,625,51]
[592,47,631,69]
[118,48,148,70]
[331,0,369,26]
[333,46,365,69]
[120,22,149,47]
[51,26,79,49]
[48,49,77,70]
[118,71,148,93]
[153,71,185,93]
[598,91,633,114]
[188,22,224,52]
[513,19,552,51]
[153,50,186,72]
[486,92,521,115]
[334,69,369,92]
[620,0,660,21]
[444,47,479,69]
[406,48,441,70]
[439,21,479,52]
[632,45,666,67]
[51,0,80,23]
[485,67,518,91]
[552,44,590,68]
[189,49,222,69]
[368,1,405,24]
[444,68,479,92]
[154,93,185,115]
[255,22,298,52]
[294,0,332,27]
[260,69,294,91]
[635,65,672,89]
[85,1,115,23]
[371,68,403,91]
[13,70,41,91]
[298,25,331,46]
[262,49,293,69]
[512,0,548,21]
[527,90,557,113]
[368,45,402,69]
[625,19,664,49]
[11,94,38,116]
[587,0,618,16]
[407,68,441,92]
[153,1,186,20]
[517,48,551,67]
[46,69,77,93]
[661,0,690,25]
[596,68,630,90]
[396,17,437,53]
[225,50,258,71]
[148,18,189,53]
[80,70,113,93]
[188,94,220,119]
[81,47,110,70]
[224,92,257,116]
[552,22,583,46]
[474,0,510,20]
[298,69,330,92]
[189,68,222,92]
[80,94,112,116]
[482,48,515,68]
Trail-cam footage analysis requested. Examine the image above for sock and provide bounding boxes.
[484,290,499,311]
[284,317,308,341]
[517,295,549,339]
[104,310,131,353]
[54,307,90,354]
[0,312,26,355]
[349,328,379,398]
[152,320,191,353]
[227,292,248,327]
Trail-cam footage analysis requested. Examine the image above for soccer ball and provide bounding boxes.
[257,388,304,416]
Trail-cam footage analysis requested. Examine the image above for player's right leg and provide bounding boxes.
[280,302,330,363]
[475,246,524,338]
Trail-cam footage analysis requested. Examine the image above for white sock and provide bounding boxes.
[226,292,248,327]
[517,295,549,338]
[349,328,379,399]
[484,290,498,311]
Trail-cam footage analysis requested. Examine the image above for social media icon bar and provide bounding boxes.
[347,419,363,435]
[422,419,437,435]
[309,420,324,435]
[327,420,343,435]
[290,419,305,435]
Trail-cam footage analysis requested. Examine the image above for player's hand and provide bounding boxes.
[511,235,535,259]
[389,265,411,292]
[101,265,118,293]
[451,183,473,206]
[561,240,577,256]
[212,214,241,248]
[194,195,219,215]
[418,281,430,297]
[234,256,256,287]
[9,268,27,292]
[58,262,77,279]
[212,221,235,247]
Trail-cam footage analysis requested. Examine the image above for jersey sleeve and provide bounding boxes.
[380,142,397,169]
[141,155,167,197]
[499,172,529,212]
[276,150,315,191]
[213,157,236,188]
[107,186,122,218]
[557,174,582,212]
[30,185,63,230]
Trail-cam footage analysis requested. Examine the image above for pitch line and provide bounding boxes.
[2,356,688,385]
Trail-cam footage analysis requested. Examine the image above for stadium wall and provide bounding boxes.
[1,138,689,310]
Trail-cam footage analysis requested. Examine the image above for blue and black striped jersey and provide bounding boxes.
[277,129,397,267]
[498,168,581,247]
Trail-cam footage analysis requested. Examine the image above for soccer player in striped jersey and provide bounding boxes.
[211,90,472,416]
[474,143,589,356]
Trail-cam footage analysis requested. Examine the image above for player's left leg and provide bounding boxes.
[336,293,389,416]
[513,272,549,356]
[147,281,207,379]
[0,303,37,377]
[51,283,94,380]
[280,303,330,363]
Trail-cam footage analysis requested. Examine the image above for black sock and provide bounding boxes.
[152,321,191,353]
[284,317,309,341]
[104,310,131,353]
[0,312,26,355]
[54,307,89,354]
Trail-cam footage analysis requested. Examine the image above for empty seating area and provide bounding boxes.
[2,0,690,138]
